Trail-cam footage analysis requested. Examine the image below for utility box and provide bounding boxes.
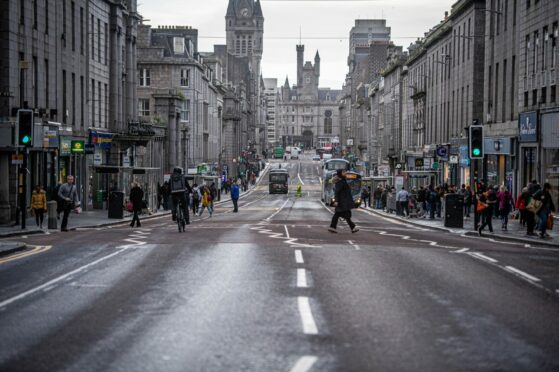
[108,191,124,219]
[444,193,464,228]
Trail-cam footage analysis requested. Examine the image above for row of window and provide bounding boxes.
[524,23,558,76]
[139,68,191,87]
[138,98,191,122]
[524,85,558,107]
[235,35,253,55]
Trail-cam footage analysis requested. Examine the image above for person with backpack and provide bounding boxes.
[533,182,556,239]
[520,186,537,236]
[169,167,191,225]
[497,185,514,230]
[198,186,213,217]
[191,184,201,215]
[231,181,240,213]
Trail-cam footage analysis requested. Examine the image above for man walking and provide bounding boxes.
[129,181,144,228]
[396,186,409,217]
[58,175,80,232]
[328,169,359,233]
[231,181,240,213]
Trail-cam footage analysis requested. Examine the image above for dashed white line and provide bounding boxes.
[284,225,291,239]
[504,266,541,282]
[347,240,361,250]
[290,356,318,372]
[469,252,498,263]
[295,250,304,264]
[453,248,469,253]
[297,296,318,335]
[297,268,308,288]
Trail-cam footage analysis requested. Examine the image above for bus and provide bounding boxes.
[322,158,350,177]
[269,169,289,194]
[322,170,362,207]
[274,146,284,159]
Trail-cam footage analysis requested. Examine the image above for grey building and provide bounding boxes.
[277,45,341,149]
[517,0,559,207]
[0,0,141,223]
[263,78,278,146]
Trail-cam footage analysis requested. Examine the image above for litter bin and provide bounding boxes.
[444,193,464,228]
[108,191,124,219]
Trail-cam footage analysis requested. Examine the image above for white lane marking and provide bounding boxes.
[42,285,56,292]
[295,250,304,264]
[297,268,308,288]
[266,199,290,221]
[318,177,323,185]
[469,252,498,263]
[290,356,318,372]
[0,249,127,309]
[298,296,318,335]
[298,172,305,186]
[347,240,361,250]
[504,266,541,282]
[453,248,469,253]
[284,225,291,239]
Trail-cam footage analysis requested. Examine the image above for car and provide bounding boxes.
[312,155,321,161]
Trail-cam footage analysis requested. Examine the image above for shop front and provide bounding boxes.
[541,110,559,215]
[518,111,539,189]
[483,137,514,193]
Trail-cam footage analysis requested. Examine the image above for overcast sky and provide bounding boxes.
[138,0,453,89]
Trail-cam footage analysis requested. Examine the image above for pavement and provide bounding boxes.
[363,205,559,248]
[0,241,26,256]
[0,164,270,238]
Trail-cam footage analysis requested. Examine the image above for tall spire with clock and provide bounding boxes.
[226,0,264,77]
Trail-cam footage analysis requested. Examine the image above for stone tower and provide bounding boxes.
[225,0,264,77]
[297,44,304,87]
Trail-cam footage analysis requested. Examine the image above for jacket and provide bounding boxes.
[231,185,240,199]
[202,191,211,207]
[31,190,47,210]
[333,176,354,212]
[130,186,144,210]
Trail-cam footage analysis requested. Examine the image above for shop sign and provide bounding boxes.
[541,112,559,149]
[128,121,155,137]
[59,136,72,156]
[71,140,85,153]
[347,138,354,146]
[85,144,95,154]
[484,138,511,154]
[459,144,470,167]
[122,155,130,167]
[11,154,23,165]
[42,127,59,148]
[94,153,102,166]
[449,155,459,164]
[519,111,538,142]
[415,158,424,168]
[90,130,114,149]
[436,145,449,159]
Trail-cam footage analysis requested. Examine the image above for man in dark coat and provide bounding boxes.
[328,169,359,233]
[130,181,144,228]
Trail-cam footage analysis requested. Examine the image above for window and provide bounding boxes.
[62,70,67,124]
[80,7,83,55]
[33,56,38,107]
[541,87,547,104]
[513,0,517,27]
[91,15,94,59]
[33,0,37,29]
[552,23,558,68]
[19,0,24,25]
[551,85,557,103]
[524,91,529,107]
[242,38,246,54]
[525,34,530,76]
[80,75,84,126]
[291,127,294,134]
[291,116,295,123]
[45,59,49,108]
[468,18,471,60]
[324,117,332,134]
[235,37,240,54]
[174,37,185,54]
[62,0,66,47]
[532,89,537,106]
[72,73,75,125]
[533,31,539,74]
[71,2,75,51]
[180,69,190,87]
[45,0,48,34]
[97,18,101,62]
[543,26,548,70]
[248,36,252,53]
[181,99,190,121]
[104,23,108,65]
[139,69,150,86]
[526,0,530,10]
[91,78,95,125]
[496,0,500,35]
[98,81,101,126]
[139,99,150,116]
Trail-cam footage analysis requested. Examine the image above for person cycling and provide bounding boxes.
[169,167,192,225]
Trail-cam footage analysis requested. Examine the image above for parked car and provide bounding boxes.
[312,155,321,161]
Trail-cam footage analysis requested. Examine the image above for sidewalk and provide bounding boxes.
[0,241,26,255]
[0,163,270,239]
[364,206,559,248]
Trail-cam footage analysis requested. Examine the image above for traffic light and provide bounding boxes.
[17,109,33,147]
[469,125,484,159]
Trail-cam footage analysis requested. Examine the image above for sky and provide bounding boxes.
[137,0,453,89]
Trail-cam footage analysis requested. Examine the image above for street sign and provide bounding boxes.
[432,162,439,170]
[395,163,402,169]
[11,154,23,165]
[436,145,448,158]
[71,140,85,153]
[93,153,102,166]
[123,155,130,167]
[449,155,459,164]
[415,158,424,168]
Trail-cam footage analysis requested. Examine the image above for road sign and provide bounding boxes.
[11,154,23,165]
[432,162,439,170]
[449,155,459,164]
[436,145,448,158]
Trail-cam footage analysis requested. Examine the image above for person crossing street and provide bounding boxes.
[328,169,359,234]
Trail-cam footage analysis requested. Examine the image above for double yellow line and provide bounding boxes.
[0,245,52,265]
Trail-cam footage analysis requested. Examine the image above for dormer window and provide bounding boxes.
[174,37,185,54]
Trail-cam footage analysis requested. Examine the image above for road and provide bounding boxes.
[1,155,559,371]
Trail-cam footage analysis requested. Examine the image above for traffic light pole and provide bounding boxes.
[473,158,479,231]
[20,148,28,230]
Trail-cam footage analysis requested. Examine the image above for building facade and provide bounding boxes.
[263,78,278,146]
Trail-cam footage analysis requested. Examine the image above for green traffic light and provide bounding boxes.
[472,148,481,156]
[22,135,31,144]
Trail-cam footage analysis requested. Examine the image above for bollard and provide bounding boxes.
[47,200,58,230]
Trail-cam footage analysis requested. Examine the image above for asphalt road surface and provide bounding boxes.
[1,155,558,372]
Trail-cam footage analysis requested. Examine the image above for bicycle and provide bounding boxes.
[176,199,186,232]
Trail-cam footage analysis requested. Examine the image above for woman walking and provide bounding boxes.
[31,185,47,229]
[533,183,556,239]
[198,186,213,217]
[497,185,513,230]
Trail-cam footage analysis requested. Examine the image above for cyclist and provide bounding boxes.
[169,167,192,225]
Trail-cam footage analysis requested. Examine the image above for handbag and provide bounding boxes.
[525,198,542,214]
[547,214,554,230]
[476,200,487,213]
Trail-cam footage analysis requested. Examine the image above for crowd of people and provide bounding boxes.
[360,180,556,239]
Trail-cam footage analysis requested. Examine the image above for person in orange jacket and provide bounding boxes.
[31,185,47,229]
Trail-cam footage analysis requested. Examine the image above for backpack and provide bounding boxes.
[170,174,185,194]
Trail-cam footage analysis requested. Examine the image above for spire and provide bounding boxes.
[284,76,290,87]
[254,0,263,17]
[226,0,236,17]
[315,50,320,60]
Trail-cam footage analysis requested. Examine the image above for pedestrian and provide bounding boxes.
[157,182,163,211]
[374,186,383,209]
[57,175,80,232]
[381,187,389,211]
[360,187,370,208]
[31,184,47,229]
[478,185,498,235]
[428,185,437,219]
[162,181,170,210]
[191,184,200,215]
[521,186,537,236]
[396,186,409,217]
[198,186,213,217]
[497,185,513,230]
[231,181,240,213]
[129,181,144,228]
[328,169,359,233]
[210,182,218,205]
[516,187,528,227]
[533,182,556,239]
[458,184,471,217]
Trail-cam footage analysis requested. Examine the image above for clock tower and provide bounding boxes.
[225,0,264,77]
